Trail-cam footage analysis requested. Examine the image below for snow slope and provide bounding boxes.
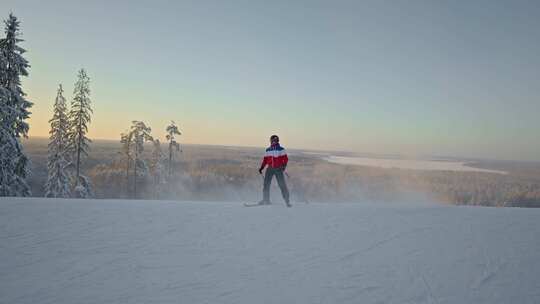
[1,198,539,304]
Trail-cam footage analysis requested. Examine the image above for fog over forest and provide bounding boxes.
[23,138,540,207]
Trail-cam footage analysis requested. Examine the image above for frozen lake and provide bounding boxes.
[326,156,507,174]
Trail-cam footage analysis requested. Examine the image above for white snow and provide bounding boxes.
[1,198,539,304]
[327,156,507,174]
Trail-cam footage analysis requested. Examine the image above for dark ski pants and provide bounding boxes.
[263,168,290,203]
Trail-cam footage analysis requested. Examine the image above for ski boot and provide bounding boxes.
[258,200,271,205]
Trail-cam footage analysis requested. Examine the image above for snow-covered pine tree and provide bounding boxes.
[120,131,133,197]
[44,84,71,198]
[130,121,153,198]
[0,13,33,197]
[165,121,181,178]
[149,139,166,198]
[67,68,92,198]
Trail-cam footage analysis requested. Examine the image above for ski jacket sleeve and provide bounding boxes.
[260,154,268,170]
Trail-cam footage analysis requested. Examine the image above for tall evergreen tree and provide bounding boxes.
[130,121,153,198]
[44,84,71,197]
[165,121,181,178]
[120,131,133,197]
[0,13,33,196]
[67,68,92,198]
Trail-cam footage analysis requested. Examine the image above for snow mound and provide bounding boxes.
[1,198,539,304]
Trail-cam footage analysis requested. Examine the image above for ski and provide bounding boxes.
[244,202,270,207]
[244,202,292,207]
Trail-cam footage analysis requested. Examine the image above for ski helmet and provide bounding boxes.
[270,134,279,143]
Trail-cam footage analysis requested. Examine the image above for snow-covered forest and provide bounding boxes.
[0,14,184,201]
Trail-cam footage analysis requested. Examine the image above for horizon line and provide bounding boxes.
[22,136,540,164]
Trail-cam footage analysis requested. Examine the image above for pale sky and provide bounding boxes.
[2,0,540,161]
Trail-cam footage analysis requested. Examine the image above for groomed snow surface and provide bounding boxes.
[1,198,539,304]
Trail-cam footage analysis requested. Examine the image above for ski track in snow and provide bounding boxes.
[1,198,540,304]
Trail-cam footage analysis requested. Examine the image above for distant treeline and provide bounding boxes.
[23,139,540,207]
[86,155,540,207]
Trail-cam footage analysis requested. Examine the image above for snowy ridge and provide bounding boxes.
[1,198,539,304]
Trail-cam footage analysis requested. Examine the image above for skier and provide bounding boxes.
[258,135,291,207]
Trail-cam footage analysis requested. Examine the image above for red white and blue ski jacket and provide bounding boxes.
[260,143,288,169]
